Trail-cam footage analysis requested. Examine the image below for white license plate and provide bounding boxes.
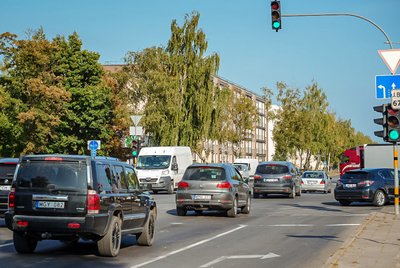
[344,184,357,188]
[265,178,278,182]
[0,185,11,191]
[308,180,318,185]
[192,195,211,200]
[35,201,65,209]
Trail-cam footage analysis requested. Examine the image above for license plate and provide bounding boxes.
[308,180,317,185]
[35,201,65,209]
[0,185,11,191]
[265,178,278,182]
[344,184,357,188]
[192,195,211,200]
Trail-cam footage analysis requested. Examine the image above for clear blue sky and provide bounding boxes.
[1,0,399,142]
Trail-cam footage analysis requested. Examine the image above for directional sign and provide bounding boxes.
[87,140,101,151]
[375,74,400,99]
[378,49,400,74]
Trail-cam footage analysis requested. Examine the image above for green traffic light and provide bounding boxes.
[132,151,138,157]
[272,21,281,29]
[389,129,400,140]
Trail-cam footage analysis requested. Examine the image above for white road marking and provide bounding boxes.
[200,252,280,267]
[170,222,183,225]
[0,243,13,248]
[268,224,314,227]
[130,224,247,268]
[325,223,361,227]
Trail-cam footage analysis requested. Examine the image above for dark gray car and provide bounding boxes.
[253,161,302,198]
[175,163,251,217]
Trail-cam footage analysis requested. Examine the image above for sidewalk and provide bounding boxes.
[324,205,400,268]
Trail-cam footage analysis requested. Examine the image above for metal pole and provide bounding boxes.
[282,13,393,49]
[395,144,399,216]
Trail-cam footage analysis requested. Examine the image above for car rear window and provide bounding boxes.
[0,164,17,178]
[183,167,226,181]
[256,164,289,174]
[302,172,324,178]
[342,172,371,180]
[16,161,87,190]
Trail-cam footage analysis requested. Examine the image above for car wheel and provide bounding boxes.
[289,186,295,198]
[97,215,122,257]
[136,209,155,246]
[167,181,174,194]
[253,192,260,199]
[227,197,238,217]
[13,232,37,254]
[373,190,387,207]
[241,195,251,214]
[176,206,187,216]
[339,200,351,206]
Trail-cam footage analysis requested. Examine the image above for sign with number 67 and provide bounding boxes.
[391,89,400,110]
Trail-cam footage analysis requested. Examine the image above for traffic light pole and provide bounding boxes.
[282,13,393,49]
[394,144,400,216]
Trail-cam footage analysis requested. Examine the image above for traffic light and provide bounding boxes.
[271,1,282,32]
[132,140,139,157]
[387,105,400,142]
[373,104,388,141]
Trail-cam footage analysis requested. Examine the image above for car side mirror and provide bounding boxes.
[172,163,178,171]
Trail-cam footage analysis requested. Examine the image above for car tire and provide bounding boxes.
[227,197,238,217]
[176,206,187,216]
[339,200,351,206]
[289,186,295,199]
[373,190,387,207]
[167,181,174,194]
[13,232,37,254]
[241,195,251,214]
[97,215,122,257]
[137,209,155,246]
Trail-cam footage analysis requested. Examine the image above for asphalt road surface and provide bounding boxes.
[0,183,384,268]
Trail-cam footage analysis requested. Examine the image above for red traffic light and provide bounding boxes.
[271,1,279,10]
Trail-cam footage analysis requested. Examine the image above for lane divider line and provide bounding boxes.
[130,224,247,268]
[0,243,13,248]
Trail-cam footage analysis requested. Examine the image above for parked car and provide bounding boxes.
[253,161,302,198]
[5,154,157,257]
[334,168,395,206]
[175,163,251,217]
[0,158,19,217]
[301,170,332,193]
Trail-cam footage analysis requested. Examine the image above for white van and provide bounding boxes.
[234,158,259,177]
[135,146,193,194]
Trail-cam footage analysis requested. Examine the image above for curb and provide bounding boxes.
[323,211,378,268]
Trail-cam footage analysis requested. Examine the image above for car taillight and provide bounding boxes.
[217,182,232,189]
[358,180,375,187]
[17,221,28,227]
[87,190,100,214]
[301,179,304,184]
[178,181,189,189]
[8,188,15,209]
[282,175,292,181]
[254,175,262,180]
[320,180,325,184]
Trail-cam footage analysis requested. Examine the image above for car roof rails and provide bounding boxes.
[92,156,120,161]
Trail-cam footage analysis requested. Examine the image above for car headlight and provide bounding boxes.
[161,169,169,175]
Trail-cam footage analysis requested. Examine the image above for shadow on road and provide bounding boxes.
[286,234,343,243]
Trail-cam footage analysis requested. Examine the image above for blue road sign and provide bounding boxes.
[375,74,400,99]
[88,140,100,151]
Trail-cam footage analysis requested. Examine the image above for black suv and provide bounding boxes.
[253,161,302,198]
[0,158,19,217]
[5,154,157,257]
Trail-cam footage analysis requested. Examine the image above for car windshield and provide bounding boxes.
[342,172,371,180]
[183,167,226,181]
[256,164,289,174]
[136,155,171,169]
[16,161,87,190]
[233,164,248,171]
[302,172,324,179]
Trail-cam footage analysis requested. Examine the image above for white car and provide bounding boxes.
[301,171,332,193]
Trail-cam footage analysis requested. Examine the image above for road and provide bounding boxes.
[0,185,383,268]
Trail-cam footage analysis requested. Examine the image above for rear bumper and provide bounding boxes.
[5,211,109,237]
[334,188,374,202]
[0,193,8,217]
[253,184,292,194]
[302,184,327,191]
[176,193,233,210]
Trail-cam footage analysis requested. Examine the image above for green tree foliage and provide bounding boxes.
[270,82,373,170]
[0,29,122,156]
